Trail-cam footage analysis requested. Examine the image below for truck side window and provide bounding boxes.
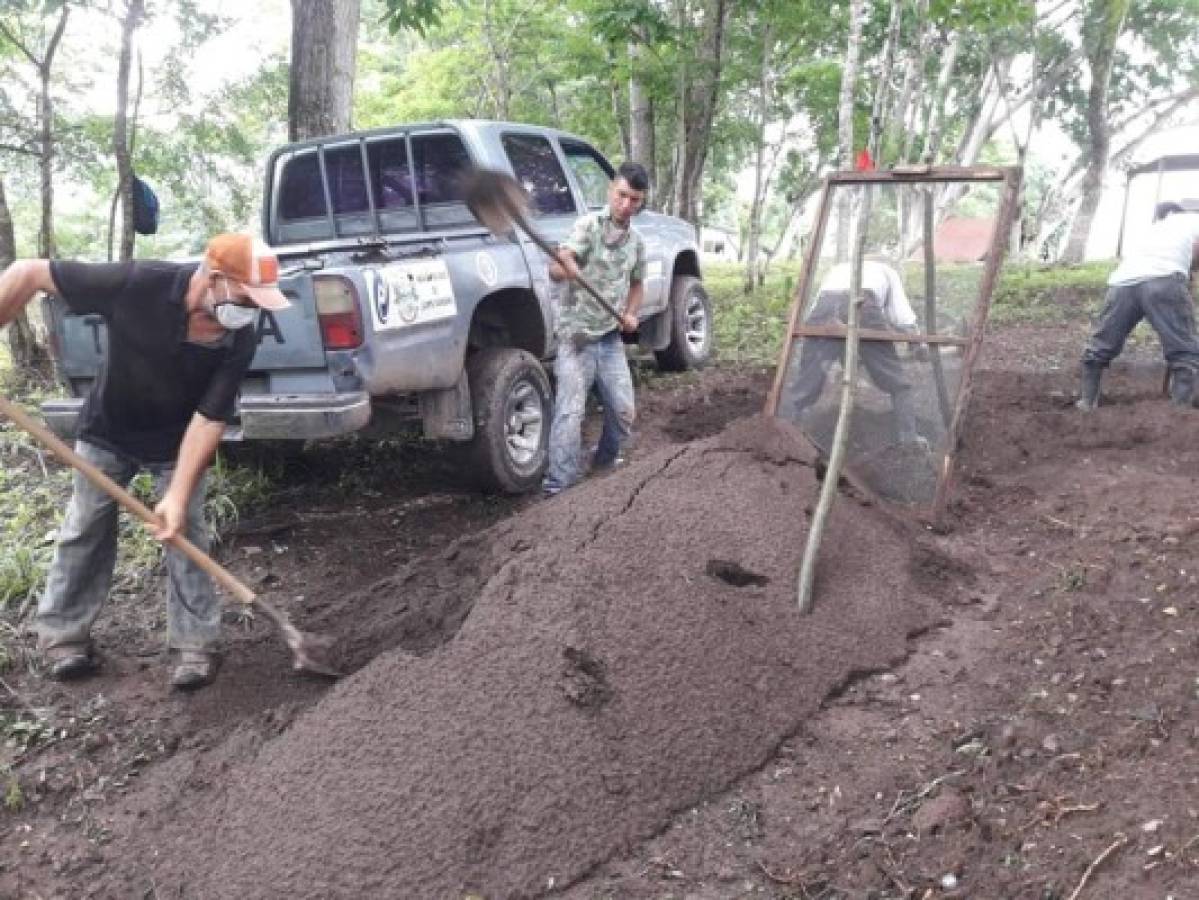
[502,133,576,217]
[561,140,615,210]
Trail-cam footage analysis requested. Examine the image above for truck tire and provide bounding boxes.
[655,275,713,371]
[464,347,551,494]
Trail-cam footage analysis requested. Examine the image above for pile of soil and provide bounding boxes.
[97,415,942,897]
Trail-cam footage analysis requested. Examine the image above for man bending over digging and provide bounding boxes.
[542,161,648,496]
[0,234,289,689]
[1076,202,1199,410]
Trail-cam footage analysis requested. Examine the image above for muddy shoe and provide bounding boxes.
[45,643,96,681]
[171,650,218,691]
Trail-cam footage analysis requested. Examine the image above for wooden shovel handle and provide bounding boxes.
[504,205,625,325]
[0,393,257,607]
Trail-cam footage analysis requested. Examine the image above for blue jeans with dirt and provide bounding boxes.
[544,331,636,494]
[35,440,220,653]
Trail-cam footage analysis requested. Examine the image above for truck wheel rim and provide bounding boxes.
[505,379,544,468]
[685,291,709,354]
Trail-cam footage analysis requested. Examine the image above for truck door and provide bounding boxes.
[558,138,667,317]
[499,131,584,321]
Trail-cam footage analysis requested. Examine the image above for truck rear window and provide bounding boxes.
[273,131,476,241]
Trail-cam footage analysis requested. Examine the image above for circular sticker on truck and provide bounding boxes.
[476,251,499,288]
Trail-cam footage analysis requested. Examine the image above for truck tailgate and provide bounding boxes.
[249,275,327,370]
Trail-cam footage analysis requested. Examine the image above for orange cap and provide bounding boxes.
[204,233,290,310]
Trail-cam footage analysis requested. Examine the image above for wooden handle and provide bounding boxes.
[506,207,625,325]
[0,394,257,606]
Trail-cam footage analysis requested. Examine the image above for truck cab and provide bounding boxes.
[42,120,713,493]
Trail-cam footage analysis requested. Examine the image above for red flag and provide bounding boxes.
[854,148,875,171]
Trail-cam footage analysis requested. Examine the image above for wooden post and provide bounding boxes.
[924,187,952,426]
[797,184,875,614]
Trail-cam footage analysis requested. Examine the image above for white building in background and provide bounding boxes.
[700,225,740,262]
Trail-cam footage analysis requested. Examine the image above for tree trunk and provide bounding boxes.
[834,0,865,261]
[628,39,654,189]
[672,0,729,229]
[113,0,144,262]
[742,18,772,294]
[0,176,46,370]
[1062,0,1131,263]
[867,0,902,160]
[288,0,361,141]
[36,5,69,260]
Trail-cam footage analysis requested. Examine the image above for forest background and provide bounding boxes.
[1,0,1199,365]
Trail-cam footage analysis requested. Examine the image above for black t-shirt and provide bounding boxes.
[51,260,256,463]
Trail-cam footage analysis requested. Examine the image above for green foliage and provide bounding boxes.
[703,259,1112,367]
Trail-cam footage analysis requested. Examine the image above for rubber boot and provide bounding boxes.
[1075,363,1103,411]
[1169,366,1196,408]
[892,391,928,449]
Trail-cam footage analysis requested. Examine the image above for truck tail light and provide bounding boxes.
[314,275,364,350]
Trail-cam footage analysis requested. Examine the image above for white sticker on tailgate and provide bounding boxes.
[365,259,457,331]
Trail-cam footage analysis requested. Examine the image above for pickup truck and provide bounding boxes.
[41,120,713,493]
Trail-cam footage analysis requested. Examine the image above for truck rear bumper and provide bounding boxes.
[40,392,372,443]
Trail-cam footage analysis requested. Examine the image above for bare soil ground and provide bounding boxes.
[3,322,1199,899]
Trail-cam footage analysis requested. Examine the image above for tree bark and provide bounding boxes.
[743,17,772,294]
[628,38,654,189]
[671,0,729,229]
[834,0,865,261]
[1062,0,1132,262]
[0,175,42,369]
[113,0,144,262]
[867,0,902,160]
[35,6,69,260]
[288,0,361,141]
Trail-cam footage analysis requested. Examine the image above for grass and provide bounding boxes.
[703,258,1112,365]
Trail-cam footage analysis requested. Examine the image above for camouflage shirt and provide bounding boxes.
[556,207,646,343]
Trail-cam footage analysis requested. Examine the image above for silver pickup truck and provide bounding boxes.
[41,120,712,493]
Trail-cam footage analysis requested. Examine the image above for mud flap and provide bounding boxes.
[420,370,475,441]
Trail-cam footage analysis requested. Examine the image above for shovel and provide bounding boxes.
[0,394,340,678]
[461,168,624,326]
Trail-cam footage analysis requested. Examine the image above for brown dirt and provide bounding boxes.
[3,329,1199,899]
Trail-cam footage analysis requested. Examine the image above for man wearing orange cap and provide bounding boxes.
[0,233,289,689]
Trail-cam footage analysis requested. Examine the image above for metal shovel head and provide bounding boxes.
[462,168,530,237]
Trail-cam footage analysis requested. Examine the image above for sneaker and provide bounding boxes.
[44,643,96,681]
[170,650,218,691]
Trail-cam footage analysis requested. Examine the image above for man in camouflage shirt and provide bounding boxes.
[543,161,648,495]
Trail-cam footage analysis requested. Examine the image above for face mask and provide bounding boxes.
[214,302,258,330]
[207,280,258,330]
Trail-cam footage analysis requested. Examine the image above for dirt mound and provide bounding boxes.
[102,415,943,898]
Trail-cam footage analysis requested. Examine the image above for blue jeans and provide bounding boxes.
[36,440,220,653]
[544,331,636,493]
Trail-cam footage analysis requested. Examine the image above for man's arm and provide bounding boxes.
[621,279,643,332]
[548,247,581,282]
[0,260,55,329]
[152,413,225,541]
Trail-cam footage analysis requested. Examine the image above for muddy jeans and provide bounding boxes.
[36,440,219,653]
[1082,273,1199,372]
[544,330,636,493]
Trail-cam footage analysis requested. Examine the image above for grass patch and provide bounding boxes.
[704,258,1113,365]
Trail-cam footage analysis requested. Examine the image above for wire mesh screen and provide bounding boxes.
[771,170,1019,513]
